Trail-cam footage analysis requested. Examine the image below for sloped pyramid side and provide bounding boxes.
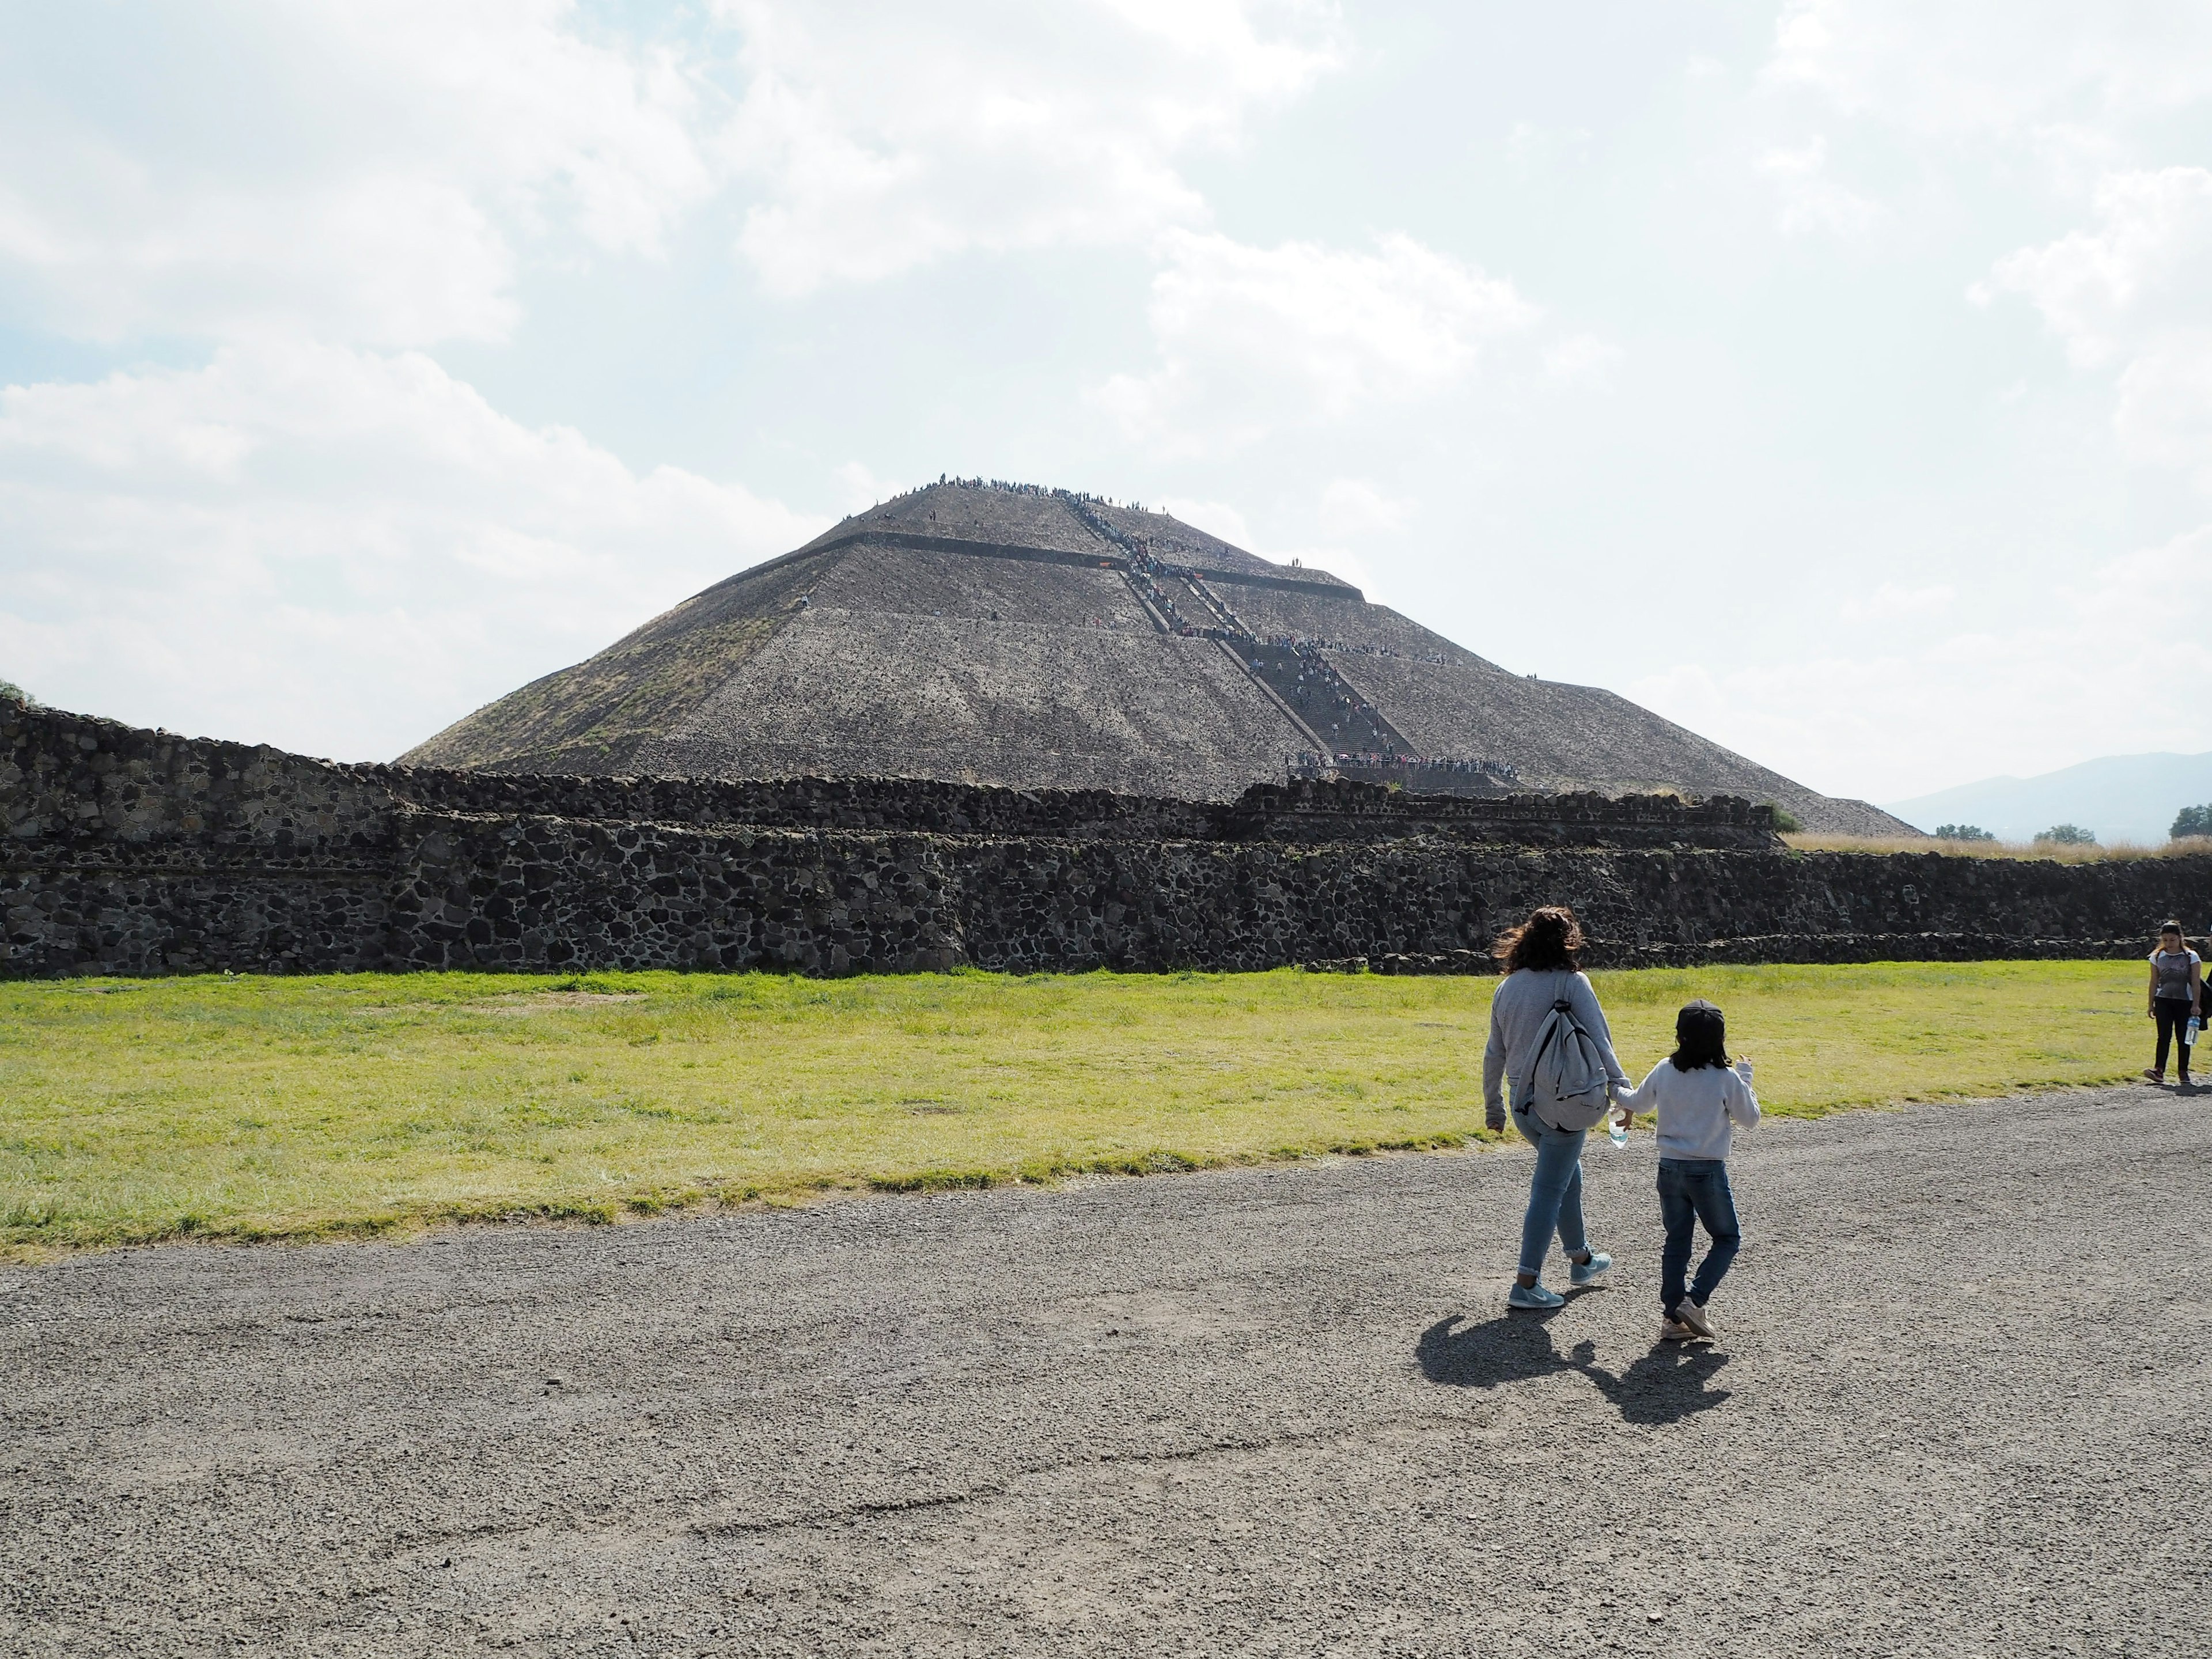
[403,480,1914,834]
[402,542,840,774]
[638,607,1305,798]
[403,488,1319,796]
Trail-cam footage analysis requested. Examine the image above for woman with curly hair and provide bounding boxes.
[1481,906,1631,1309]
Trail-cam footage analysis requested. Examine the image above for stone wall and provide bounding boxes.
[6,705,2203,979]
[365,766,1781,849]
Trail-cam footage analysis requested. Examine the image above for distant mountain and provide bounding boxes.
[1884,752,2212,845]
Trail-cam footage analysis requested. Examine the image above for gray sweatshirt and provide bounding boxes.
[1482,968,1631,1127]
[1614,1060,1761,1161]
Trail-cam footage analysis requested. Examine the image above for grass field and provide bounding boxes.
[0,961,2147,1255]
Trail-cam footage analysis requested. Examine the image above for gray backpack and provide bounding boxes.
[1528,976,1613,1131]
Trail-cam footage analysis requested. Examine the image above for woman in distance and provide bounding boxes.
[2145,920,2202,1088]
[1482,906,1633,1309]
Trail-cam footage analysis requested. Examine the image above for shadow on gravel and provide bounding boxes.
[1415,1315,1733,1426]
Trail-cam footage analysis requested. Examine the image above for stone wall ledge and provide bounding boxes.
[1607,933,2146,967]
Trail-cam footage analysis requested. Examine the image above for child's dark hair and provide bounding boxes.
[1494,906,1584,972]
[1669,999,1730,1071]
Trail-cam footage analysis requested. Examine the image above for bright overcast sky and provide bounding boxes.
[3,2,2209,803]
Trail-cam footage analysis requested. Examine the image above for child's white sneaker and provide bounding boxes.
[1673,1296,1716,1339]
[1657,1316,1695,1343]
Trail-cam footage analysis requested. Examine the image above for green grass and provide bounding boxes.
[0,961,2143,1254]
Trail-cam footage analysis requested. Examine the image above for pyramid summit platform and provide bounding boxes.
[405,479,1907,836]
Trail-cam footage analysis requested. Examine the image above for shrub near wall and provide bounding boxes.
[5,704,2202,978]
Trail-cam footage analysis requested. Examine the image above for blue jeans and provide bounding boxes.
[1513,1107,1589,1278]
[1658,1158,1741,1311]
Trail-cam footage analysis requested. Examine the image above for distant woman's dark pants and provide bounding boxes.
[2153,998,2196,1078]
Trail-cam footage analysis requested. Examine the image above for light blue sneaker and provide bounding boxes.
[1506,1281,1565,1310]
[1570,1251,1612,1286]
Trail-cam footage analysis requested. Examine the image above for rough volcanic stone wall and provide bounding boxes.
[359,765,1781,848]
[364,763,1222,842]
[6,706,2206,979]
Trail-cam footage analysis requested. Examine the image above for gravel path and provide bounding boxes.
[5,1085,2207,1657]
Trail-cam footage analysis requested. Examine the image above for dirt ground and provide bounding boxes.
[4,1084,2206,1657]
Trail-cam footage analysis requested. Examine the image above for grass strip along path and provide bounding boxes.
[0,961,2142,1253]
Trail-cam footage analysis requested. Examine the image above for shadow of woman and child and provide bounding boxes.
[1409,904,1758,1423]
[1414,1306,1732,1426]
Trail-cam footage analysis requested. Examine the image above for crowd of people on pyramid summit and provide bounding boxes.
[925,475,1108,503]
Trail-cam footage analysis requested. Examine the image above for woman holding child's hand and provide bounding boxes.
[1481,906,1631,1310]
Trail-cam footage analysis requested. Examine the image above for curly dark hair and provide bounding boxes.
[1493,906,1584,973]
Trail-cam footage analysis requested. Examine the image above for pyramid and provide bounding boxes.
[403,480,1911,836]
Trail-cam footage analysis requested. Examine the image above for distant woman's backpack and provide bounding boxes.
[1528,982,1613,1132]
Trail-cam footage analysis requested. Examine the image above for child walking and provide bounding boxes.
[1612,999,1759,1343]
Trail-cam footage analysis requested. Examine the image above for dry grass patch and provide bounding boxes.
[1782,832,2195,863]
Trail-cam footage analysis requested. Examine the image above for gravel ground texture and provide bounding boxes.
[4,1084,2207,1658]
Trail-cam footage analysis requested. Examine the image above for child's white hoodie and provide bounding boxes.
[1615,1061,1760,1161]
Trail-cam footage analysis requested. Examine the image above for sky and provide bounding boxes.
[2,1,2209,805]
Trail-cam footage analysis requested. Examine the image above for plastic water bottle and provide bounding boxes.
[1608,1111,1628,1150]
[2190,1016,2202,1049]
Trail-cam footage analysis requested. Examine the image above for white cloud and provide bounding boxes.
[1758,137,1885,237]
[1629,531,2212,801]
[1540,333,1620,387]
[0,0,714,346]
[1985,168,2212,484]
[1317,478,1411,535]
[1985,168,2212,367]
[1765,0,2212,139]
[1158,497,1257,549]
[0,343,823,759]
[1096,229,1540,450]
[1838,582,1955,622]
[717,0,1344,293]
[2115,333,2212,486]
[0,1,1353,331]
[833,459,913,513]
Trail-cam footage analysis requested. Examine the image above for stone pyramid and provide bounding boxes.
[404,479,1908,835]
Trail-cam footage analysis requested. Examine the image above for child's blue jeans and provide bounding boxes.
[1658,1157,1741,1312]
